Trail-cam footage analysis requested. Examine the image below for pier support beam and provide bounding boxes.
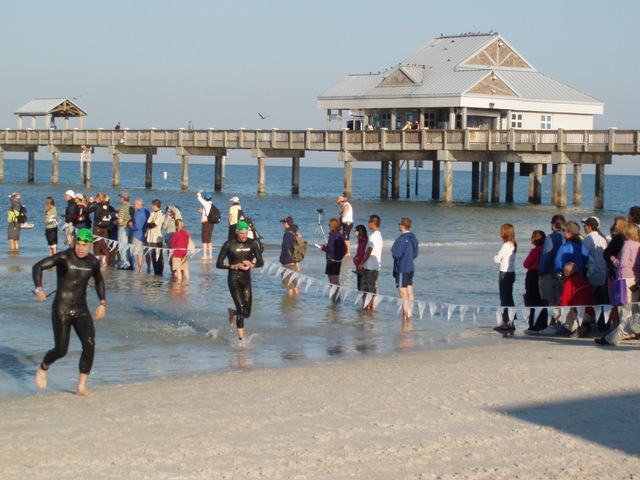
[291,156,300,195]
[431,160,440,200]
[380,161,389,199]
[532,164,543,204]
[215,155,224,192]
[112,153,120,187]
[506,163,515,203]
[551,165,558,205]
[556,163,567,207]
[28,151,35,182]
[51,152,59,184]
[392,160,400,198]
[257,156,266,195]
[471,162,479,200]
[443,160,453,203]
[491,161,501,203]
[595,163,605,209]
[479,162,489,203]
[145,153,153,188]
[84,160,91,189]
[572,164,582,205]
[343,159,353,197]
[181,155,189,191]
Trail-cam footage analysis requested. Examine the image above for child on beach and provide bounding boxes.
[494,223,517,331]
[170,219,191,282]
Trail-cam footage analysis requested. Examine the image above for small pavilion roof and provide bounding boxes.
[14,98,87,117]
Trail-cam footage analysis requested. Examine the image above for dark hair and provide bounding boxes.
[368,214,380,228]
[355,224,368,241]
[531,230,546,246]
[628,206,640,224]
[551,214,566,229]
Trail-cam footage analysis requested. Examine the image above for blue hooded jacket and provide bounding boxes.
[391,231,419,274]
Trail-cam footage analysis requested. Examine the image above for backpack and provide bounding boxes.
[206,203,221,224]
[289,231,308,262]
[17,205,27,224]
[97,204,112,229]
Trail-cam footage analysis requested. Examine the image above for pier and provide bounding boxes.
[1,128,639,207]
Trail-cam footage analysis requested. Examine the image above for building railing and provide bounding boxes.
[2,128,639,155]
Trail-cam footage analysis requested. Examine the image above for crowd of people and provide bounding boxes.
[492,206,640,348]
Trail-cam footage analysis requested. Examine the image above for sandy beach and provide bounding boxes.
[0,336,638,479]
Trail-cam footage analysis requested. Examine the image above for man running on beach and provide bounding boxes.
[216,221,264,341]
[33,228,106,396]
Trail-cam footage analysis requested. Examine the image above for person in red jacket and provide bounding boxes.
[559,262,597,337]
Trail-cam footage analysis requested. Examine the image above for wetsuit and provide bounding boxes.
[216,237,264,328]
[32,249,105,374]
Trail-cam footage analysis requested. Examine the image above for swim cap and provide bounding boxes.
[235,221,249,231]
[203,193,212,200]
[76,228,94,245]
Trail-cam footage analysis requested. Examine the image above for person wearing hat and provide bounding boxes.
[63,189,78,247]
[336,196,353,257]
[279,216,300,296]
[32,228,106,396]
[197,190,215,259]
[216,220,264,342]
[553,221,589,279]
[227,196,243,241]
[581,216,609,323]
[7,192,23,254]
[116,192,134,269]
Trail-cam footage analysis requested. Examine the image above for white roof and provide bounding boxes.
[14,98,87,116]
[318,33,603,112]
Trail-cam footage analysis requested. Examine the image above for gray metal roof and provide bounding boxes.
[318,33,603,107]
[14,98,87,116]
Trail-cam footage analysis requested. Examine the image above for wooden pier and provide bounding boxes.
[1,128,639,207]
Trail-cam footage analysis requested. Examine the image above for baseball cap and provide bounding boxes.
[279,216,294,225]
[581,216,600,229]
[563,222,580,235]
[74,193,84,199]
[203,193,212,200]
[75,228,94,245]
[230,196,240,203]
[236,221,249,231]
[119,192,130,201]
[65,190,75,197]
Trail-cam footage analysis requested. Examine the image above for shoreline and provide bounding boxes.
[1,338,638,479]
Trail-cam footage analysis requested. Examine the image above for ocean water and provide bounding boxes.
[1,158,638,397]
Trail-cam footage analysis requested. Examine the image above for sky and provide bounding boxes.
[1,0,638,173]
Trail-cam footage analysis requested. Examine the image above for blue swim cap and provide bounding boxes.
[203,193,212,200]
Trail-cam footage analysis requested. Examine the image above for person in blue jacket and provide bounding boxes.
[391,217,419,326]
[554,221,590,277]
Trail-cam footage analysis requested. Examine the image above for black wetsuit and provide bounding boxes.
[32,248,105,374]
[216,237,264,328]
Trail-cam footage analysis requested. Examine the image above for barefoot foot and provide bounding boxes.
[36,364,48,390]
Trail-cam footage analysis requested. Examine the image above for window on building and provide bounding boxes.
[424,112,436,129]
[540,115,552,129]
[377,113,391,129]
[511,113,522,129]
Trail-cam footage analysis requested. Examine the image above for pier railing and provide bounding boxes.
[2,128,639,155]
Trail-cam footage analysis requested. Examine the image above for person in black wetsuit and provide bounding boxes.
[33,228,106,396]
[216,221,264,341]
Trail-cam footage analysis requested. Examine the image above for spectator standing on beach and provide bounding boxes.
[603,216,627,328]
[279,216,300,296]
[163,205,182,248]
[72,193,91,231]
[116,192,134,270]
[357,215,383,311]
[91,192,112,269]
[170,218,191,282]
[216,221,264,341]
[316,218,346,302]
[628,206,640,225]
[197,190,215,259]
[7,192,23,254]
[352,224,369,292]
[610,223,640,320]
[132,199,150,273]
[33,228,106,397]
[538,214,566,307]
[336,196,353,257]
[558,262,597,338]
[493,224,517,331]
[44,196,58,256]
[391,217,419,327]
[63,190,78,246]
[145,199,164,276]
[553,222,589,277]
[228,196,243,241]
[581,216,609,327]
[522,230,547,332]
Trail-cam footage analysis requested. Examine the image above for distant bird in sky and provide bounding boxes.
[258,112,270,120]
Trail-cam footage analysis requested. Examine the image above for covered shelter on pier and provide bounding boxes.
[14,98,87,130]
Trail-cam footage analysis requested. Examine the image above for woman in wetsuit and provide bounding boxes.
[33,228,106,396]
[216,221,264,341]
